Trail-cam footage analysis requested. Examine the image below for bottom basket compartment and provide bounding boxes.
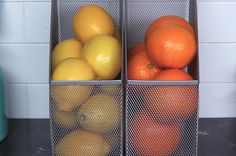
[49,83,123,156]
[126,84,199,156]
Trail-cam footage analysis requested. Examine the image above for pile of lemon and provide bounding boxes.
[52,5,121,81]
[51,5,122,156]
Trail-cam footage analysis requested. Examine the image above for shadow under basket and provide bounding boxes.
[49,0,124,156]
[125,0,199,156]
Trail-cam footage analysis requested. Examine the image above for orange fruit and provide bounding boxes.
[130,111,181,156]
[154,69,193,81]
[146,23,197,69]
[144,85,198,121]
[128,52,161,80]
[146,15,194,38]
[128,43,145,59]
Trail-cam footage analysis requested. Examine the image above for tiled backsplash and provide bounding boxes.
[0,1,51,118]
[0,0,236,118]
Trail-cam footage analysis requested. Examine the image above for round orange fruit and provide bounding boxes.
[154,69,193,81]
[146,15,194,38]
[128,43,145,59]
[128,52,161,80]
[146,23,197,69]
[130,111,181,156]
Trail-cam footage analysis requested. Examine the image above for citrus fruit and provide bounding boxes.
[53,109,78,129]
[82,35,121,80]
[52,58,95,81]
[146,15,194,38]
[146,23,197,69]
[51,85,93,112]
[55,130,110,156]
[144,85,198,121]
[130,111,181,156]
[128,43,145,59]
[128,51,161,80]
[51,39,83,71]
[72,5,114,43]
[154,69,193,81]
[78,94,120,134]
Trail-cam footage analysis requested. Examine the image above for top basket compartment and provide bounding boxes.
[125,0,199,82]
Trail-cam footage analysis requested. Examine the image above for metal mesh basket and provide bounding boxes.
[125,0,199,156]
[49,0,124,155]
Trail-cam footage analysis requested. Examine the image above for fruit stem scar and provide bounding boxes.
[78,115,86,124]
[147,63,154,69]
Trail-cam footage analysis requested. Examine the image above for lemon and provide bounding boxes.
[78,94,120,134]
[53,109,78,129]
[55,130,110,156]
[51,58,95,112]
[51,39,83,71]
[52,58,95,81]
[51,85,93,112]
[82,35,121,80]
[73,5,114,43]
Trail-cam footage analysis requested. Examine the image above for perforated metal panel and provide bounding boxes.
[49,0,124,155]
[50,83,123,156]
[125,0,199,156]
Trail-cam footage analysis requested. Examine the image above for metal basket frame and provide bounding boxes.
[49,0,199,155]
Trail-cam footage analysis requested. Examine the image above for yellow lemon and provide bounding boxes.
[51,85,93,112]
[51,58,95,112]
[51,39,83,71]
[82,35,121,80]
[55,130,110,156]
[78,94,121,134]
[53,109,78,129]
[72,5,114,43]
[52,58,95,81]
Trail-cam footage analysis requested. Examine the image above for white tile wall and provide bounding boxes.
[198,1,236,118]
[0,1,50,118]
[199,83,236,118]
[0,1,236,118]
[198,2,236,43]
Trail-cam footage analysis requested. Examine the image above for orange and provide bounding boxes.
[130,111,181,156]
[128,52,161,80]
[144,84,198,121]
[128,43,145,59]
[154,69,193,81]
[146,15,194,38]
[146,23,197,69]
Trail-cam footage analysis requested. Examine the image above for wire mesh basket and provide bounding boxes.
[125,0,199,156]
[49,0,124,155]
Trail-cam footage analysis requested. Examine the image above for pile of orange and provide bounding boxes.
[128,15,198,156]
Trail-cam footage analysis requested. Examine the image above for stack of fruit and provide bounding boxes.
[128,16,198,155]
[51,5,121,81]
[51,5,122,156]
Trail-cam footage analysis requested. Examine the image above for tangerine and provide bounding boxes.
[146,23,197,69]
